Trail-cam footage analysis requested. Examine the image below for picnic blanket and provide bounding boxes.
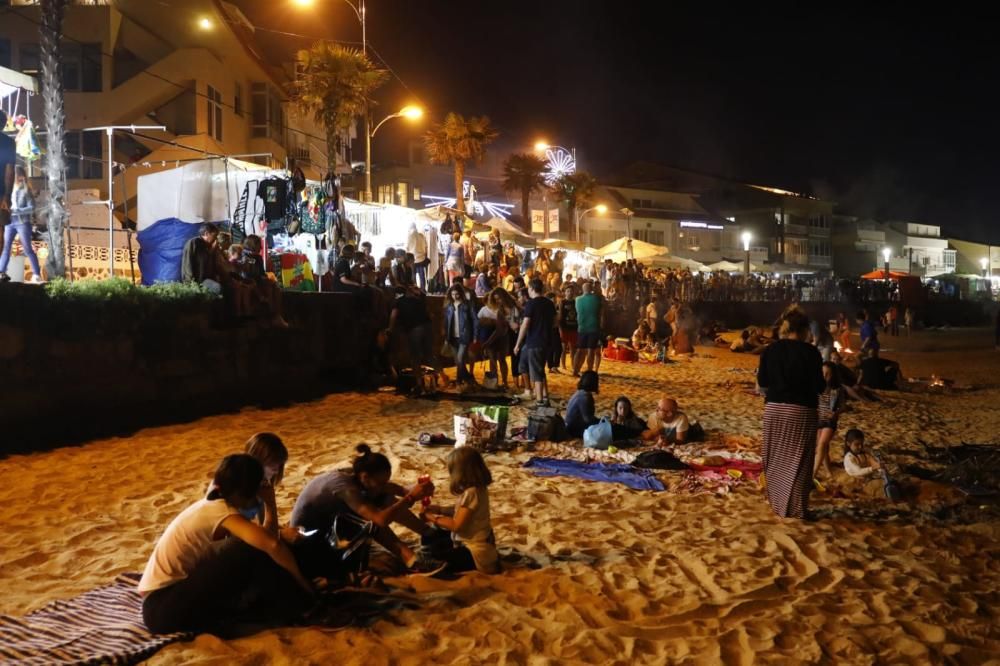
[524,457,666,491]
[0,572,190,666]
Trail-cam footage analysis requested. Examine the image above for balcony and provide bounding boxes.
[784,223,808,236]
[808,255,832,268]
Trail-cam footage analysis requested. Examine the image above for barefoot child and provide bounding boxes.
[814,362,847,480]
[843,429,879,478]
[421,447,500,574]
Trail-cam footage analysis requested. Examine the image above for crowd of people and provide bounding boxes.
[140,434,499,636]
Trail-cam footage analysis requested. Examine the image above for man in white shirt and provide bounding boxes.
[642,395,694,444]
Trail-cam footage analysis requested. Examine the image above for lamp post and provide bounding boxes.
[980,257,989,278]
[361,106,422,203]
[741,230,752,275]
[577,203,607,245]
[620,208,634,259]
[882,247,892,283]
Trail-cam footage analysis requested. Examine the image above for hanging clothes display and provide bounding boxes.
[256,177,289,222]
[298,186,327,235]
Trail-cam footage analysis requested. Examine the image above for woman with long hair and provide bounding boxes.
[478,287,512,389]
[757,306,825,518]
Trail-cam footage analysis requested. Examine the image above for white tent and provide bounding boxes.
[0,65,38,99]
[706,259,758,272]
[591,236,670,262]
[648,254,709,271]
[537,238,587,252]
[136,157,272,231]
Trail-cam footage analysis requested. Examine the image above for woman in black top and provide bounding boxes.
[757,305,825,518]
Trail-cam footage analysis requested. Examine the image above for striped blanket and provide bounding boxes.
[0,573,190,666]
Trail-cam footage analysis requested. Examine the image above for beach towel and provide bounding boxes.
[0,572,190,666]
[524,457,666,491]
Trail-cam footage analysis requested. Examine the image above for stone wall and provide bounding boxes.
[0,283,990,451]
[0,285,446,450]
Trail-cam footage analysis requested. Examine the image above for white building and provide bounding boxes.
[883,221,955,277]
[0,0,349,226]
[580,185,759,265]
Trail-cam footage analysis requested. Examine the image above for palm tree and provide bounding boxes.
[294,41,387,177]
[502,153,548,230]
[41,0,69,279]
[424,113,498,216]
[549,171,597,241]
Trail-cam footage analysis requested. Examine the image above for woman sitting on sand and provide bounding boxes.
[610,396,647,441]
[140,454,316,635]
[206,433,289,537]
[565,371,600,438]
[289,444,442,575]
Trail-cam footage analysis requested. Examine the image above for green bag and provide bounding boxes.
[470,405,508,443]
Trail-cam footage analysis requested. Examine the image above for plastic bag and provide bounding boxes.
[583,418,613,450]
[454,411,499,450]
[471,405,508,442]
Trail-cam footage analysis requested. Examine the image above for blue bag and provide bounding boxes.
[583,418,613,450]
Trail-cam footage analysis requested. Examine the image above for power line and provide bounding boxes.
[3,5,425,153]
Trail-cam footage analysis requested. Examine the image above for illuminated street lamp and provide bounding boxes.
[741,230,752,275]
[882,247,892,282]
[577,203,607,244]
[367,105,422,201]
[197,17,213,30]
[980,257,989,278]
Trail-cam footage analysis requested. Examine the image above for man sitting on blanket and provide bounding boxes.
[641,395,703,444]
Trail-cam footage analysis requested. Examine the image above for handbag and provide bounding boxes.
[583,418,613,450]
[440,339,455,359]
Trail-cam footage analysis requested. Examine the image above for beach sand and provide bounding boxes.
[1,327,998,664]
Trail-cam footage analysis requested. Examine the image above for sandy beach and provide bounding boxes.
[1,327,998,664]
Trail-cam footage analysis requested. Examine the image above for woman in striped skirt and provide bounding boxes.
[757,306,826,518]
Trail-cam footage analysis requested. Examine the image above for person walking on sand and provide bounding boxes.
[757,306,825,519]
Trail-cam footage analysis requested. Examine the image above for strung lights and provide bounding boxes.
[541,146,576,185]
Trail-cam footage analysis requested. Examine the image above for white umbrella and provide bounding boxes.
[593,236,670,261]
[484,216,534,240]
[648,254,709,271]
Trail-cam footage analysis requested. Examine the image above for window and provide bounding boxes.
[377,184,391,204]
[61,42,102,92]
[631,198,653,209]
[234,82,243,117]
[412,186,421,201]
[250,82,284,140]
[206,85,223,141]
[809,240,831,257]
[0,39,11,69]
[808,214,828,229]
[19,43,39,74]
[634,229,664,245]
[396,182,408,207]
[61,130,103,179]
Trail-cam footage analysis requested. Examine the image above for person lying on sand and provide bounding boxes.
[289,444,444,575]
[641,395,703,444]
[420,447,500,574]
[139,454,316,636]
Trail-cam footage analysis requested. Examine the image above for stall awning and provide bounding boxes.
[0,65,39,98]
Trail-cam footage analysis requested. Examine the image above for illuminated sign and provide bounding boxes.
[679,221,724,230]
[423,180,515,219]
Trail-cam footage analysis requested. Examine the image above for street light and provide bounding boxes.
[577,203,607,244]
[741,230,753,275]
[980,257,989,278]
[620,207,634,244]
[882,247,892,282]
[365,105,423,202]
[197,17,213,30]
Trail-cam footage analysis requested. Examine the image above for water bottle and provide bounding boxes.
[418,474,432,509]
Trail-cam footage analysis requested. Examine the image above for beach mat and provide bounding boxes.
[0,572,190,666]
[524,457,666,491]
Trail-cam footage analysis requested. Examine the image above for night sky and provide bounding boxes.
[240,1,999,241]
